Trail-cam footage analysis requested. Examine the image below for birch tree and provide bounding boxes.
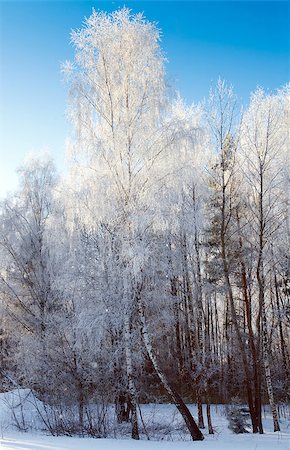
[0,157,58,393]
[205,80,266,433]
[239,88,289,432]
[63,7,203,440]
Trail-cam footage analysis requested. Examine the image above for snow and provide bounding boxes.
[0,430,289,450]
[0,390,288,450]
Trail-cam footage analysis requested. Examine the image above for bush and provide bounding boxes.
[226,397,250,434]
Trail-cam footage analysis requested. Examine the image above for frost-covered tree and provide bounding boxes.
[239,88,289,432]
[0,157,58,393]
[204,80,265,433]
[0,5,288,441]
[63,7,203,441]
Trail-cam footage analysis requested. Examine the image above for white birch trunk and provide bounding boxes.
[137,293,204,441]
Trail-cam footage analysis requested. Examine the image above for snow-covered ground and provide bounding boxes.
[0,432,288,450]
[0,390,289,450]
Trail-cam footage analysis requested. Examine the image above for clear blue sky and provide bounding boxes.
[0,1,289,198]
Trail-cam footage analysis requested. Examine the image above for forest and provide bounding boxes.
[0,7,289,444]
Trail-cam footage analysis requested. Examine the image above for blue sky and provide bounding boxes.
[0,1,289,198]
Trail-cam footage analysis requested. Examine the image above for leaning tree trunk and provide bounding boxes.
[137,291,204,441]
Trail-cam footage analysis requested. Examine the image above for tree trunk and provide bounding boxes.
[171,276,184,376]
[256,173,280,433]
[206,402,214,434]
[115,392,131,423]
[236,217,262,434]
[220,171,264,433]
[261,300,280,432]
[137,291,204,441]
[274,273,289,377]
[197,395,205,429]
[124,314,139,440]
[78,380,84,432]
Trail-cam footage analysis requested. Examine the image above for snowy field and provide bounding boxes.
[0,431,289,450]
[0,390,289,450]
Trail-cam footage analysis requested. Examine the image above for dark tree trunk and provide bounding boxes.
[197,396,205,429]
[206,402,214,434]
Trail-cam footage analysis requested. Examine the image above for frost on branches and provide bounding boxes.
[0,7,289,443]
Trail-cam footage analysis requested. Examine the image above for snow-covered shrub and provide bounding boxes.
[226,397,250,434]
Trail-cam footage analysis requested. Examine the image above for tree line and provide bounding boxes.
[0,8,289,441]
